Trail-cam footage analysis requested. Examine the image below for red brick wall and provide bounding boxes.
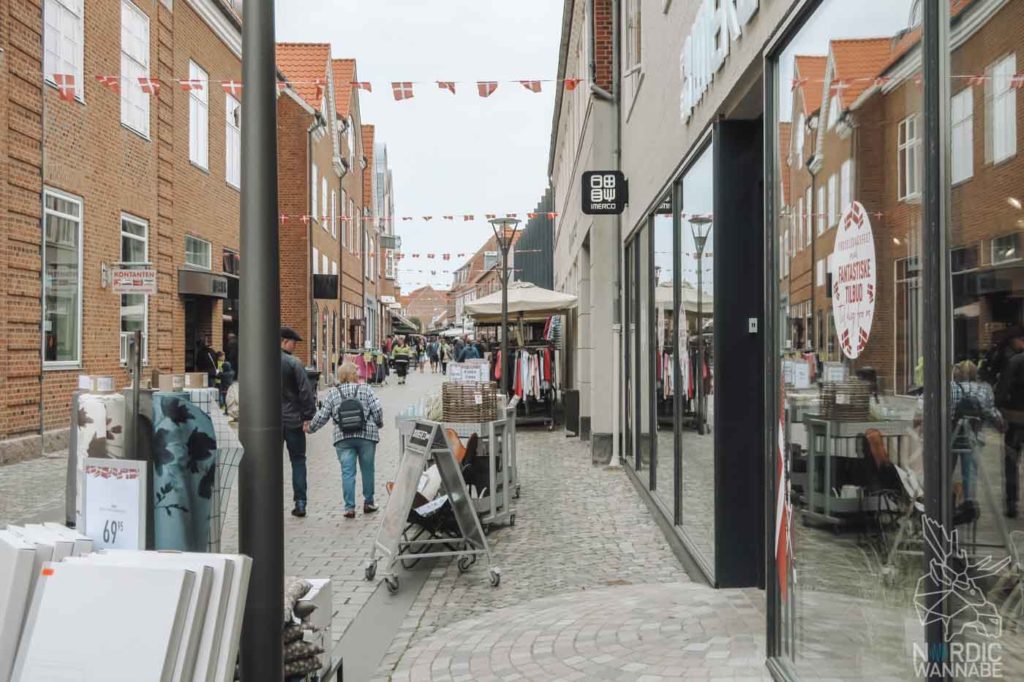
[592,0,613,91]
[277,93,312,364]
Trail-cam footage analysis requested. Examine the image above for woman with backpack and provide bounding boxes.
[305,362,384,519]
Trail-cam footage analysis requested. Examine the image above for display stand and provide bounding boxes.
[366,421,500,592]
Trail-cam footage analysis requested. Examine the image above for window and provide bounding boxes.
[816,185,825,236]
[331,261,338,276]
[368,238,375,282]
[804,187,812,246]
[827,174,838,227]
[321,177,328,227]
[120,215,148,364]
[188,60,209,168]
[950,245,979,273]
[311,164,319,220]
[44,0,84,100]
[222,248,240,275]
[121,1,149,136]
[827,95,841,129]
[386,249,395,279]
[624,0,642,104]
[797,197,804,249]
[483,251,499,271]
[349,199,355,250]
[312,247,319,274]
[225,94,241,188]
[795,113,805,168]
[330,190,337,238]
[898,115,921,201]
[43,189,82,366]
[340,190,347,247]
[185,235,211,269]
[992,233,1020,264]
[986,54,1017,164]
[816,258,825,287]
[949,88,974,184]
[840,159,852,218]
[322,254,329,276]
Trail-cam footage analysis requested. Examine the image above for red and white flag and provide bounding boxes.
[1012,73,1024,90]
[54,74,77,101]
[427,253,435,259]
[222,80,243,97]
[457,253,466,258]
[506,213,517,218]
[966,74,987,87]
[790,77,808,92]
[547,212,558,219]
[314,78,325,101]
[279,214,289,224]
[352,81,373,92]
[95,75,121,94]
[443,254,451,261]
[463,215,474,221]
[872,76,892,88]
[392,82,415,101]
[138,77,161,95]
[520,80,542,93]
[477,81,498,98]
[443,216,454,221]
[485,213,497,219]
[564,78,581,91]
[300,215,311,225]
[178,79,205,92]
[528,213,539,219]
[437,81,456,95]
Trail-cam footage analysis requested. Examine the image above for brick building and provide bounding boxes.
[374,141,397,337]
[1,0,245,460]
[449,228,522,328]
[361,123,378,346]
[399,286,449,333]
[275,43,344,373]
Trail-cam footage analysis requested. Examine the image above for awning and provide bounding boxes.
[465,282,578,322]
[178,269,228,299]
[391,312,419,334]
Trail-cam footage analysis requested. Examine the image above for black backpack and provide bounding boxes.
[333,387,366,434]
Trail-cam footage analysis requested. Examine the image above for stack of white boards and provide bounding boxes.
[1,524,251,682]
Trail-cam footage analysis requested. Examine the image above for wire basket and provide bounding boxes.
[820,380,872,421]
[442,381,499,423]
[208,445,243,553]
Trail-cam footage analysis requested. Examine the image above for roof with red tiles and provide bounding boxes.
[333,59,356,119]
[830,38,897,108]
[276,43,331,110]
[794,55,827,117]
[777,122,791,206]
[362,124,375,207]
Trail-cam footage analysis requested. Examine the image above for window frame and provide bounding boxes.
[991,233,1021,265]
[951,87,974,184]
[120,0,150,138]
[42,187,84,369]
[321,176,329,229]
[827,173,838,228]
[185,234,212,270]
[44,0,85,102]
[898,114,922,201]
[330,189,337,238]
[225,93,241,189]
[987,53,1017,165]
[311,164,319,222]
[188,60,209,169]
[119,213,149,364]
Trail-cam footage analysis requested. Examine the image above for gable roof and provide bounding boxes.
[777,122,791,207]
[794,55,827,117]
[333,59,356,119]
[362,124,375,206]
[276,43,331,109]
[829,38,896,108]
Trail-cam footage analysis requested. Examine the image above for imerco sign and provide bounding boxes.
[581,171,628,215]
[831,202,876,360]
[681,0,762,121]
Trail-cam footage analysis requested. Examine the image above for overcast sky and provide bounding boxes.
[275,0,564,292]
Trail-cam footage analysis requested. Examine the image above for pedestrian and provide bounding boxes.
[281,326,317,518]
[440,340,451,375]
[225,332,239,377]
[429,338,440,374]
[194,336,218,386]
[950,360,1004,504]
[461,336,481,361]
[996,327,1024,518]
[216,355,235,409]
[418,337,428,373]
[392,336,412,385]
[306,362,384,519]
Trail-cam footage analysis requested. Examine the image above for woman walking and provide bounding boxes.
[306,362,384,519]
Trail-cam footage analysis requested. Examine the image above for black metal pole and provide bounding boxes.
[239,0,283,679]
[501,242,509,397]
[696,248,704,435]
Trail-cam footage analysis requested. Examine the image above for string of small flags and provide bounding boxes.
[279,212,559,225]
[50,74,584,103]
[790,73,1024,92]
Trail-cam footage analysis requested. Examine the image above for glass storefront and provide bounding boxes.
[767,0,1024,677]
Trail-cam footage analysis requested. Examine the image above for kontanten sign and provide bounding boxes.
[831,202,876,360]
[111,268,158,295]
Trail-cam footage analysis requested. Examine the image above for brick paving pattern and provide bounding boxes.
[0,453,66,525]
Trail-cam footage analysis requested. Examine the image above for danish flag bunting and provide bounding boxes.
[277,80,289,93]
[564,78,581,91]
[872,76,892,88]
[1012,73,1024,90]
[506,213,517,218]
[423,216,433,221]
[477,81,498,98]
[546,212,558,219]
[222,80,243,97]
[485,214,496,219]
[443,216,454,221]
[138,77,161,95]
[314,79,325,101]
[95,75,121,94]
[967,74,987,87]
[392,82,415,101]
[401,217,413,221]
[443,254,451,261]
[528,213,538,219]
[178,79,205,92]
[790,77,808,92]
[437,81,456,95]
[463,215,474,221]
[352,81,373,92]
[54,74,77,101]
[520,80,542,93]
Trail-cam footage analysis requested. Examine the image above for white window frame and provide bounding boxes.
[185,235,212,270]
[119,214,149,364]
[992,233,1020,265]
[816,259,825,287]
[796,197,804,250]
[827,94,841,129]
[311,164,319,221]
[44,0,84,101]
[313,247,319,274]
[188,60,209,169]
[840,159,852,218]
[120,1,150,137]
[341,189,347,247]
[349,199,355,251]
[330,189,337,238]
[987,54,1017,165]
[827,174,838,228]
[331,260,338,276]
[322,253,329,276]
[951,88,973,184]
[804,187,812,247]
[42,187,83,368]
[816,185,825,237]
[795,113,805,169]
[623,0,643,110]
[225,93,241,189]
[321,177,328,229]
[898,115,921,201]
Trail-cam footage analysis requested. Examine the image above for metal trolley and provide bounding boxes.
[366,420,501,593]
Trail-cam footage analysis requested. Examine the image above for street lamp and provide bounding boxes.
[489,217,521,397]
[689,214,712,436]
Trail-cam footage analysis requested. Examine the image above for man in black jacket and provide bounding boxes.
[281,326,317,517]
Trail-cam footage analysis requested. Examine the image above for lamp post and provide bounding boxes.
[489,217,521,397]
[689,214,712,436]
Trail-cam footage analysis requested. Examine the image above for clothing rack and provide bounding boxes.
[476,318,562,430]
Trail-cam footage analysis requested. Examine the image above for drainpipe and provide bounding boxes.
[610,0,623,465]
[807,152,820,352]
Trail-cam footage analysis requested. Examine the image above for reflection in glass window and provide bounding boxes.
[951,88,974,183]
[898,115,921,200]
[986,53,1017,164]
[43,189,82,365]
[120,215,148,363]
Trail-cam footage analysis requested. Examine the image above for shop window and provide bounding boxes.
[898,114,921,201]
[120,1,149,137]
[188,60,208,169]
[44,0,84,101]
[950,244,979,273]
[225,94,241,188]
[986,53,1017,164]
[991,233,1020,264]
[43,189,82,366]
[120,215,148,364]
[185,235,211,269]
[951,88,974,183]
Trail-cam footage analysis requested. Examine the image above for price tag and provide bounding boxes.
[81,458,146,550]
[474,393,483,405]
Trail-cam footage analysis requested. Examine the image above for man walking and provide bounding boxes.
[996,327,1024,518]
[281,326,317,517]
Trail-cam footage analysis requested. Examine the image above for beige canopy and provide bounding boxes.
[465,282,578,322]
[655,281,713,314]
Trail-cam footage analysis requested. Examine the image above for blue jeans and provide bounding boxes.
[336,438,376,511]
[283,426,308,503]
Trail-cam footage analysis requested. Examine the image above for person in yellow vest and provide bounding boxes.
[392,336,413,385]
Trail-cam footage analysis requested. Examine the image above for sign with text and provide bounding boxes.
[582,171,628,215]
[111,268,158,295]
[81,458,147,550]
[831,202,876,360]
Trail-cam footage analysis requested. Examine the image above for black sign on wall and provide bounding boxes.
[581,170,628,215]
[313,274,339,300]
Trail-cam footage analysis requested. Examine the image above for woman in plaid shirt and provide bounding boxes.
[306,362,384,518]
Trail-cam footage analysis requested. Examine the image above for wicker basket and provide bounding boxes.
[819,380,872,421]
[442,381,499,423]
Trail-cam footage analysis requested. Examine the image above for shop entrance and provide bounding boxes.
[184,297,214,372]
